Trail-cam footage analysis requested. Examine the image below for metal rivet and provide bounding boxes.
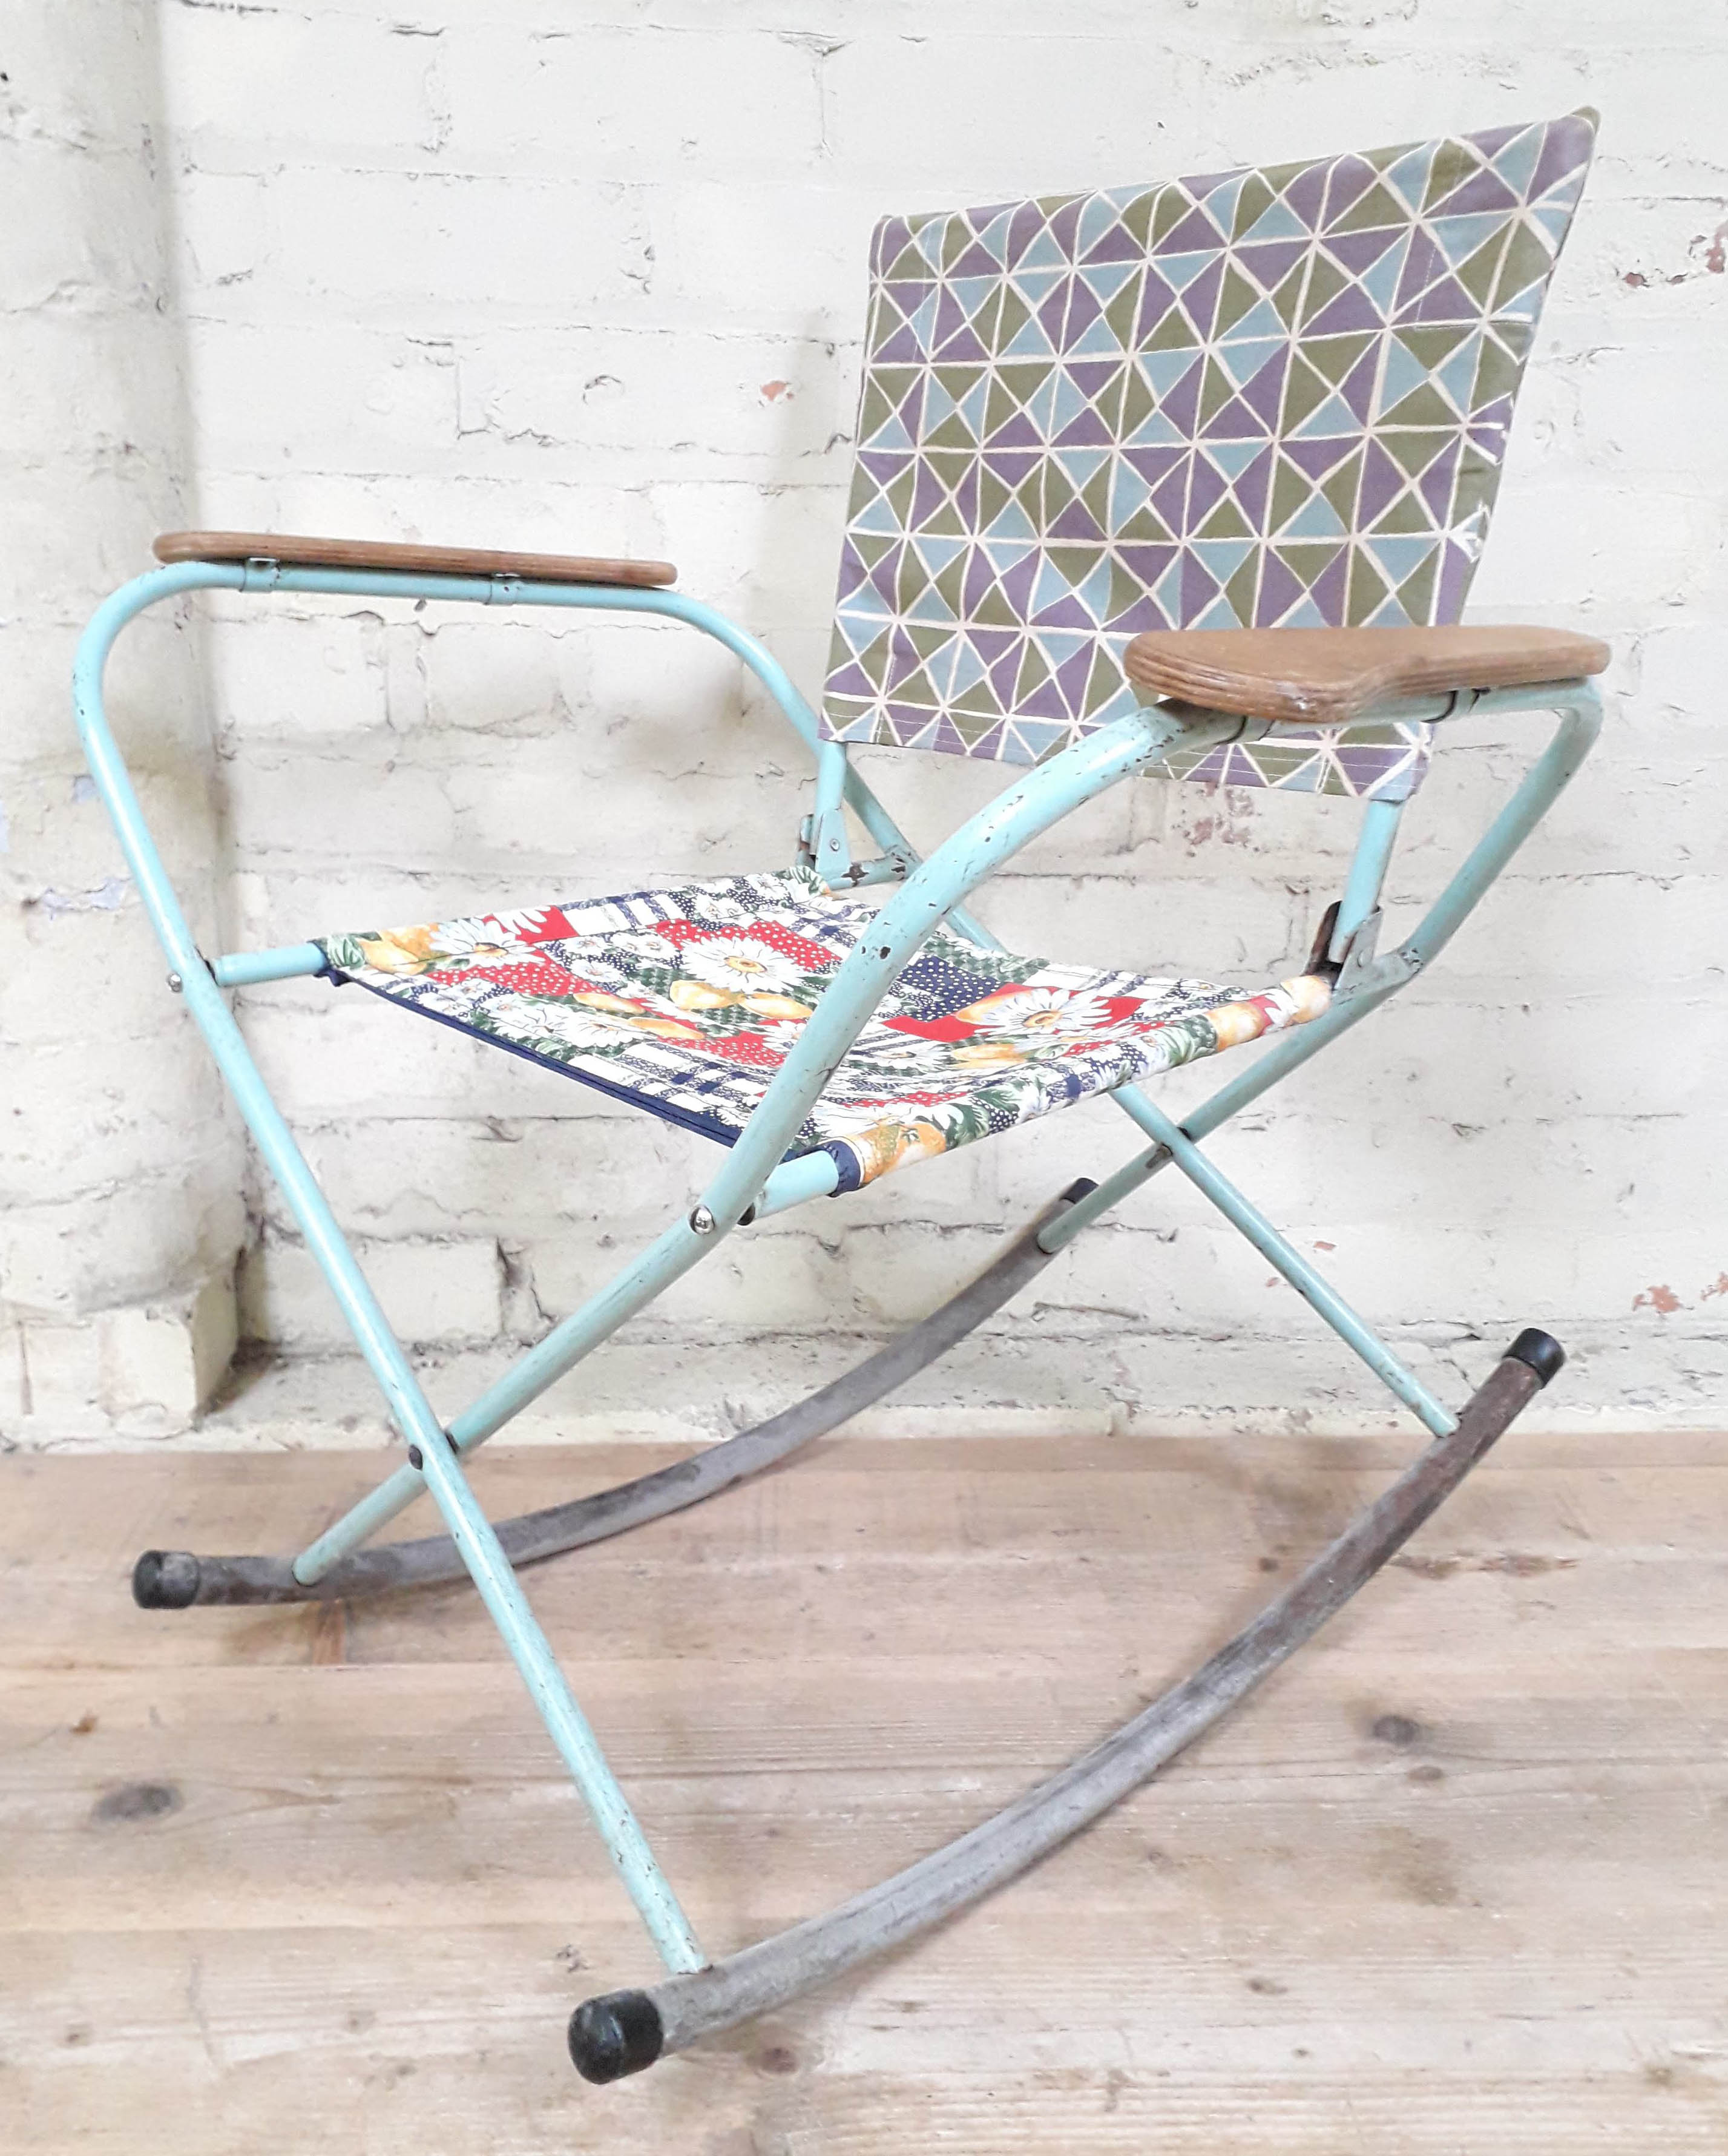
[166,972,183,994]
[689,1205,717,1235]
[407,1445,424,1471]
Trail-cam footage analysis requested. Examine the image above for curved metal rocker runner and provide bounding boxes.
[80,113,1611,2082]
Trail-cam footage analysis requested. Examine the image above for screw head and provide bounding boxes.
[407,1444,424,1471]
[689,1204,717,1235]
[166,971,183,994]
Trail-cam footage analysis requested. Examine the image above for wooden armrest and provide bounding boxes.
[153,530,677,590]
[1123,625,1609,728]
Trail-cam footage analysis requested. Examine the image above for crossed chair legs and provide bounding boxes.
[130,911,1586,2073]
[130,1158,1566,2079]
[121,912,1584,2074]
[83,561,1603,2080]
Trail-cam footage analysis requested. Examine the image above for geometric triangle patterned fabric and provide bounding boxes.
[821,111,1596,801]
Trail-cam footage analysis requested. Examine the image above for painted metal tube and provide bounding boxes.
[809,737,853,879]
[1404,681,1602,961]
[74,568,705,1974]
[85,555,988,964]
[82,558,1599,1645]
[828,850,911,890]
[121,553,1005,1580]
[407,1427,706,1974]
[293,1153,844,1581]
[211,942,328,987]
[568,1334,1560,2077]
[832,757,995,948]
[291,1208,713,1582]
[294,707,1240,1579]
[688,705,1241,1237]
[68,560,850,981]
[244,560,837,752]
[73,564,248,963]
[1041,684,1604,1257]
[65,557,864,1583]
[134,1183,1098,1608]
[73,568,449,1457]
[326,711,1223,1585]
[77,560,1604,1993]
[1108,1093,1456,1436]
[1331,796,1403,958]
[288,682,1467,1566]
[750,1149,842,1219]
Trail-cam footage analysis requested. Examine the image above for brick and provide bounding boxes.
[0,1323,25,1432]
[436,23,822,180]
[252,166,657,324]
[186,323,461,478]
[240,1234,505,1352]
[161,8,447,169]
[452,326,851,477]
[9,1273,236,1439]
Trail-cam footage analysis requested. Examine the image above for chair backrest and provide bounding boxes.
[820,112,1595,802]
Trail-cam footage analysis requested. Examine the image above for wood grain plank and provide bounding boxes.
[10,1444,1728,1673]
[151,529,677,588]
[4,1442,1725,2152]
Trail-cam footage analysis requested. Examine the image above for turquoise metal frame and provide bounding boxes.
[74,553,1602,2023]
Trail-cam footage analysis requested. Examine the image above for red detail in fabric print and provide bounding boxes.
[448,958,582,997]
[881,1014,981,1042]
[484,907,573,944]
[703,1031,791,1070]
[658,917,841,971]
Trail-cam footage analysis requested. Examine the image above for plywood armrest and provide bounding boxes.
[1123,625,1610,728]
[154,530,677,590]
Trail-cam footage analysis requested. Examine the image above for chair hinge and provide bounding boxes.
[1347,944,1425,998]
[1331,908,1381,996]
[1332,913,1427,1001]
[1306,901,1414,1003]
[833,841,915,890]
[809,806,852,885]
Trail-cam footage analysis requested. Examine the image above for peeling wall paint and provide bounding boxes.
[29,877,133,918]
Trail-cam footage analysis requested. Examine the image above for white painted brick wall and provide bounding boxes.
[5,0,1724,1442]
[0,4,245,1435]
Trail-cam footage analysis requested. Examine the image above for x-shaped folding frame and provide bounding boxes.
[79,552,1601,2080]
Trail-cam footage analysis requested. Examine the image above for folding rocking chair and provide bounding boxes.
[77,111,1611,2082]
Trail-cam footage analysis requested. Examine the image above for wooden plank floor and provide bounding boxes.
[4,1433,1727,2153]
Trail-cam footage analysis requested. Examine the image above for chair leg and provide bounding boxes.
[566,1329,1565,2082]
[131,1178,1099,1610]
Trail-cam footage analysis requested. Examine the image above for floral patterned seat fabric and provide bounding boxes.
[320,871,1331,1192]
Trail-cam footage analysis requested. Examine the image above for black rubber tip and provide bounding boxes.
[1059,1177,1101,1204]
[132,1550,202,1610]
[1504,1327,1566,1390]
[568,1990,664,2083]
